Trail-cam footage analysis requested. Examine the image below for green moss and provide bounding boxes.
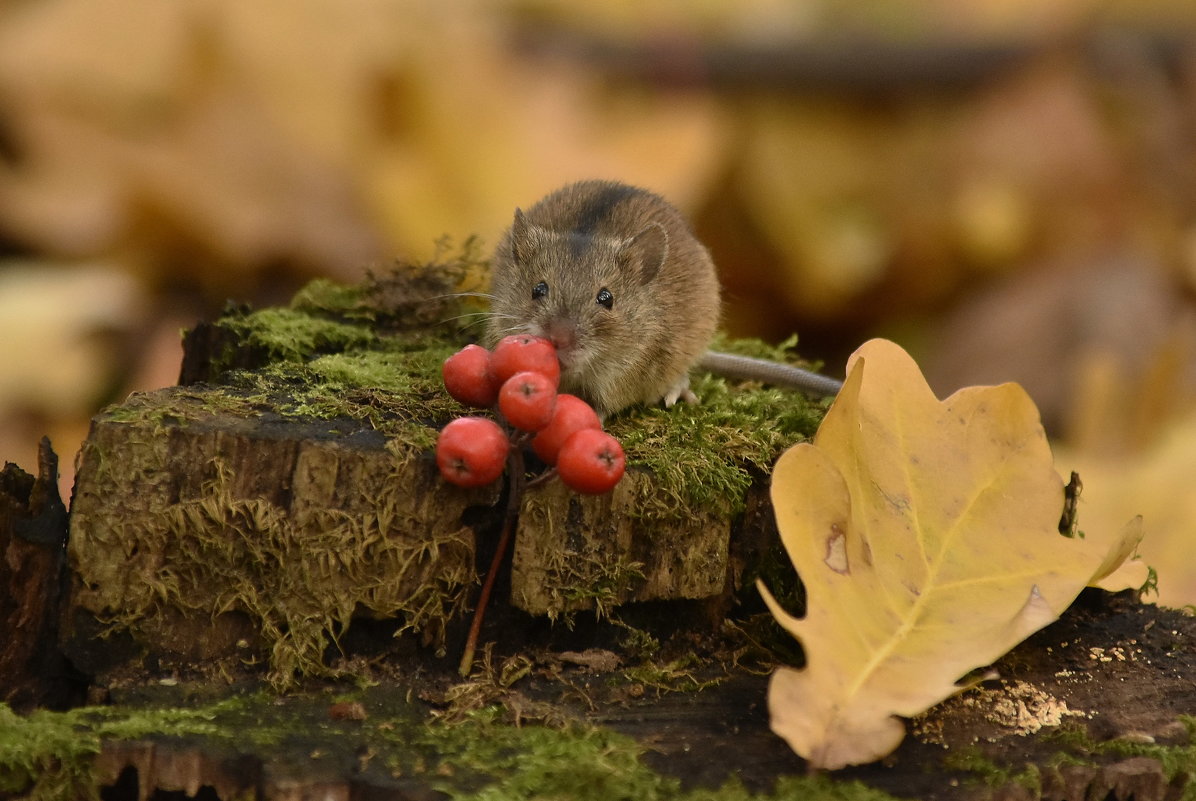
[221,307,378,363]
[0,701,231,801]
[415,708,672,800]
[614,620,662,662]
[610,335,826,522]
[254,345,459,446]
[623,653,724,694]
[940,721,1196,797]
[78,276,493,689]
[416,707,903,801]
[0,690,370,799]
[290,277,377,320]
[197,332,462,452]
[942,747,1045,793]
[291,239,490,330]
[86,453,474,688]
[1,691,908,801]
[556,556,647,621]
[1050,717,1196,784]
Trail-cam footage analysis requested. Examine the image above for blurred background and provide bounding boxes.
[1,0,1194,604]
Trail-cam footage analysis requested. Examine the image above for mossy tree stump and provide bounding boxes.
[62,263,827,684]
[65,389,484,683]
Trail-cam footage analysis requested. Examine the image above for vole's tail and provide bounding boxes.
[698,351,843,397]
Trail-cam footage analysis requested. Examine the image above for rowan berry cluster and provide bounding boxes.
[436,334,625,494]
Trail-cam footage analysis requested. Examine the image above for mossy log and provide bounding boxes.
[60,265,826,683]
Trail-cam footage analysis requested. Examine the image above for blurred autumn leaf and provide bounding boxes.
[0,0,726,295]
[759,338,1143,770]
[1057,371,1196,609]
[0,263,143,415]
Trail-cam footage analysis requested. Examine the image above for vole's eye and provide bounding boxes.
[596,288,613,310]
[532,281,549,300]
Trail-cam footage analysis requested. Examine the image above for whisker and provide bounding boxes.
[439,310,523,333]
[440,312,519,324]
[440,312,489,325]
[458,318,495,332]
[422,291,497,302]
[491,322,529,337]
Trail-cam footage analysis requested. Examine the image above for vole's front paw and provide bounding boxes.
[662,377,698,408]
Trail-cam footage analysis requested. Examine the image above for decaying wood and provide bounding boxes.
[178,315,271,386]
[0,437,74,710]
[95,740,260,801]
[95,736,444,801]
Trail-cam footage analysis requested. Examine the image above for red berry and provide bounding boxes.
[443,344,499,408]
[491,334,560,387]
[436,417,509,488]
[531,394,602,465]
[557,429,625,494]
[498,371,557,432]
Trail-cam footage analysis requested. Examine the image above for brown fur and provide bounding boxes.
[487,180,720,416]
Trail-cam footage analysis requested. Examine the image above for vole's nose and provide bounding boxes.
[545,318,577,353]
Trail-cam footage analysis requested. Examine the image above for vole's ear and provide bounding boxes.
[510,208,536,264]
[623,222,669,284]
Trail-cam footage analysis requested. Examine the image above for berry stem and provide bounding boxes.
[458,443,526,676]
[524,467,558,490]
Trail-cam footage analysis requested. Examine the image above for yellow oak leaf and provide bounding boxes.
[759,338,1142,770]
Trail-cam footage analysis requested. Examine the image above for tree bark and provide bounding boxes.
[0,437,78,710]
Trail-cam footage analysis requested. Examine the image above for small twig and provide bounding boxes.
[524,467,558,490]
[459,442,527,676]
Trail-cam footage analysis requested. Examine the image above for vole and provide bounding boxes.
[485,179,842,417]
